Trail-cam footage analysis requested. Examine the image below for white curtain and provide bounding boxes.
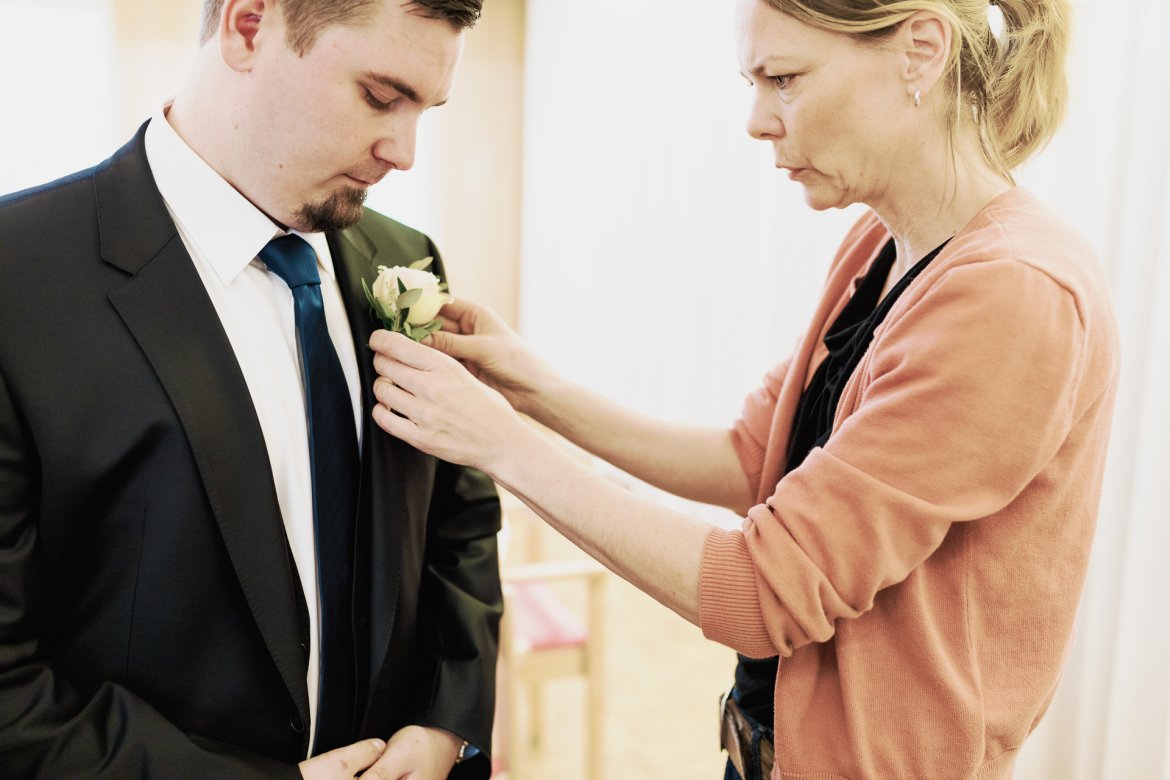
[519,1,1170,777]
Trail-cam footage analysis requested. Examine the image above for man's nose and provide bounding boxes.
[372,117,418,172]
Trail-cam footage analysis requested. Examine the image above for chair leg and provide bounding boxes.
[529,681,544,752]
[499,608,526,780]
[507,676,526,778]
[585,575,606,780]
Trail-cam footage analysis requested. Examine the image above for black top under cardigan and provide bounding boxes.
[733,237,951,728]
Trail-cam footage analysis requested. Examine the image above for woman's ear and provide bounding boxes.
[219,0,270,72]
[898,11,952,101]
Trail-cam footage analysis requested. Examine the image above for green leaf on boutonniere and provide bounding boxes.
[396,288,423,310]
[410,257,434,271]
[420,319,444,336]
[362,279,384,319]
[361,278,398,330]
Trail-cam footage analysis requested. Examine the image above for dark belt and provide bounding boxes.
[719,691,774,779]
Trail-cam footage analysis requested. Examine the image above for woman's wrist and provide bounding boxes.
[488,417,555,495]
[514,368,572,428]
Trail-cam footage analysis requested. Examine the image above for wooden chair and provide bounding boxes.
[492,498,607,780]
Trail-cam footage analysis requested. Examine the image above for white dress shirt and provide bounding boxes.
[145,110,363,752]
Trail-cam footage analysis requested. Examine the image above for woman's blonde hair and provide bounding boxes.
[761,0,1071,181]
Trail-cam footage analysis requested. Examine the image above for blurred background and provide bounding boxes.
[2,0,1167,777]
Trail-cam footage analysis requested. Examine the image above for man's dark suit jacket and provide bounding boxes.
[0,124,502,779]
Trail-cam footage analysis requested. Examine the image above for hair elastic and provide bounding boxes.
[988,1,1007,43]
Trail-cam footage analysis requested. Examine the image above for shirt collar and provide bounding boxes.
[144,109,337,286]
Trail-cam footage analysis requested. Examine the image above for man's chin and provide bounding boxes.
[294,187,368,232]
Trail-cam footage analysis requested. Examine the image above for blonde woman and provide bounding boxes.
[368,0,1119,777]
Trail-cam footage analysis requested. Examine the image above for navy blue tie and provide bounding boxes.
[260,234,359,754]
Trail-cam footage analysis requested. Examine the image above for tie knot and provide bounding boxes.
[261,234,321,289]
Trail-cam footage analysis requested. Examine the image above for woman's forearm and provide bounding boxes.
[524,377,755,515]
[368,330,725,624]
[491,423,712,625]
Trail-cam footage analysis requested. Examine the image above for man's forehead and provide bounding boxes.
[322,11,462,106]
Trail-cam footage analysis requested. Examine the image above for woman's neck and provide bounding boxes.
[872,132,1013,285]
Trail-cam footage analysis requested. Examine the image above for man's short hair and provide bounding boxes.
[199,0,482,55]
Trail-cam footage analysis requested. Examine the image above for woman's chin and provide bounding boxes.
[799,182,850,212]
[801,189,836,212]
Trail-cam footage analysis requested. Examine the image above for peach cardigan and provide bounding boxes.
[700,188,1119,779]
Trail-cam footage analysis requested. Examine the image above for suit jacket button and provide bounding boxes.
[300,642,308,657]
[290,713,305,734]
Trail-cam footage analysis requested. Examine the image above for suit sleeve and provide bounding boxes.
[411,239,504,780]
[415,461,502,780]
[0,367,302,779]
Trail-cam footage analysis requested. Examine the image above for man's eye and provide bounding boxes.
[364,88,398,111]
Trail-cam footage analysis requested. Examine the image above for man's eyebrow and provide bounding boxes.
[362,71,448,108]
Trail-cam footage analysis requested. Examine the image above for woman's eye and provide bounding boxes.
[770,74,797,91]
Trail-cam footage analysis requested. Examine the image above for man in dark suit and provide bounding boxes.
[0,1,501,777]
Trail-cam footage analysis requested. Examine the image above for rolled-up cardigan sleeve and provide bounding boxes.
[730,357,791,488]
[700,258,1088,659]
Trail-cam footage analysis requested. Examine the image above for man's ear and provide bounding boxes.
[897,11,952,102]
[219,0,273,72]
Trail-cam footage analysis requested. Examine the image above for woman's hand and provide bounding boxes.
[370,330,526,473]
[424,299,558,418]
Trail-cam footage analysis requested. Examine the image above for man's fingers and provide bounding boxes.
[300,738,385,778]
[355,763,398,780]
[340,738,387,770]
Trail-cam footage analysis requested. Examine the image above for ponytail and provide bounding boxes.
[981,0,1072,176]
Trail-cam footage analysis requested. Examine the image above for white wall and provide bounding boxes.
[0,1,118,194]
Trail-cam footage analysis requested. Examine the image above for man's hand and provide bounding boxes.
[360,725,463,780]
[299,739,386,779]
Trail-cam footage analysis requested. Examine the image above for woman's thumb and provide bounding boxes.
[425,329,478,361]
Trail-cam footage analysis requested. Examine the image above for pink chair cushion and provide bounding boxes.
[507,580,588,651]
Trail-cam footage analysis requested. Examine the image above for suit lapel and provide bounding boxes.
[97,125,310,724]
[328,228,412,712]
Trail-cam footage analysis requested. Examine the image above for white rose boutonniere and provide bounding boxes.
[362,257,450,341]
